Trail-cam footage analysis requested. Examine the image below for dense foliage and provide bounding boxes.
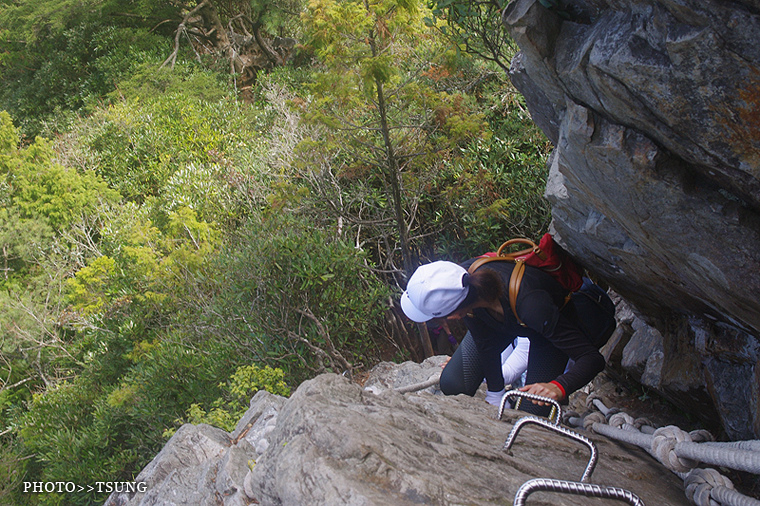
[0,0,551,504]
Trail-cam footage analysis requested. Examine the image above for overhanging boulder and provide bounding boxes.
[503,0,760,440]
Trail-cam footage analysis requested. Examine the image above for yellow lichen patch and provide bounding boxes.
[712,68,760,173]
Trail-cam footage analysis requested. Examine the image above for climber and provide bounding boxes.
[401,260,605,415]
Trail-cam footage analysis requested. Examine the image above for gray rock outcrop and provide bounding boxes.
[105,358,691,505]
[503,0,760,440]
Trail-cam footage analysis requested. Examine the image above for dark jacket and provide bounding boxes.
[461,259,605,396]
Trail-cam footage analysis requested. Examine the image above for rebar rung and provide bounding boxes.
[504,416,598,482]
[499,389,561,425]
[514,478,645,506]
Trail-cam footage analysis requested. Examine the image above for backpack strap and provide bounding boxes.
[509,260,527,326]
[467,238,539,326]
[467,238,571,328]
[467,255,502,273]
[467,255,529,327]
[467,238,540,272]
[496,238,540,259]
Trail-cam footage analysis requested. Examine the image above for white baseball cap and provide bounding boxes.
[401,261,469,322]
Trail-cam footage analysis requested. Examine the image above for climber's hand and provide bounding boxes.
[519,382,564,405]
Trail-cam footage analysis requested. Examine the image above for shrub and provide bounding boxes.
[0,111,117,287]
[0,439,25,505]
[209,212,392,384]
[0,19,169,137]
[14,335,236,505]
[177,364,290,433]
[425,79,553,259]
[110,62,233,104]
[61,87,262,210]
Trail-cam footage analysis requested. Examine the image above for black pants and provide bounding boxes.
[439,331,568,416]
[439,331,485,397]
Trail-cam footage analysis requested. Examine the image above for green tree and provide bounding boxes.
[0,111,118,284]
[297,0,553,357]
[0,0,174,136]
[0,439,25,504]
[177,363,290,433]
[0,209,51,286]
[300,0,488,278]
[7,141,118,230]
[207,212,391,382]
[427,85,553,258]
[12,204,226,505]
[59,89,260,209]
[425,0,516,72]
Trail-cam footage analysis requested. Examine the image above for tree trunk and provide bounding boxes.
[198,0,237,69]
[252,22,284,67]
[369,33,432,358]
[374,77,413,276]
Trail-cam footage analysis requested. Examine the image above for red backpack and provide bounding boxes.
[467,233,584,326]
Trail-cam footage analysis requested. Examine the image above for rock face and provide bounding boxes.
[503,0,760,440]
[105,358,691,505]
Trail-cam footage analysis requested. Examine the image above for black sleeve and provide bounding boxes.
[543,312,606,395]
[515,272,605,396]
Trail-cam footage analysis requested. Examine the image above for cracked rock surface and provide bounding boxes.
[105,358,690,505]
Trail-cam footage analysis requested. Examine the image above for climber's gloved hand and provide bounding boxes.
[484,388,506,406]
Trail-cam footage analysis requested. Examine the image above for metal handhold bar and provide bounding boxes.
[503,416,599,482]
[498,389,562,426]
[513,478,645,506]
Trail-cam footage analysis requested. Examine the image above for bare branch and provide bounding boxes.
[161,0,210,69]
[296,307,355,380]
[0,376,33,392]
[150,19,178,34]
